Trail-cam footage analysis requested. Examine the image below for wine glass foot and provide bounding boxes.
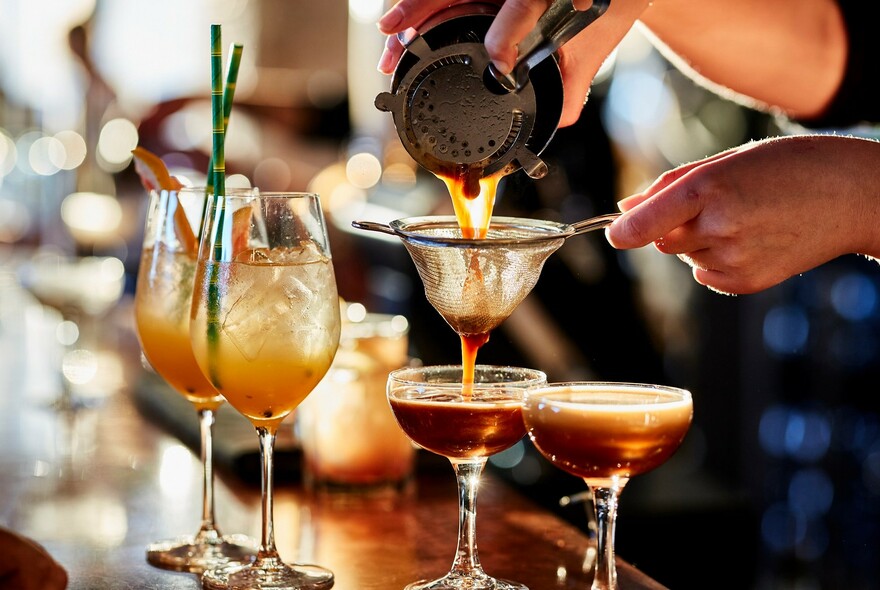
[201,558,334,590]
[49,388,103,413]
[405,573,528,590]
[146,533,257,574]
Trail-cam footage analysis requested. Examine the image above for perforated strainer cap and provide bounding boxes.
[352,214,619,336]
[376,0,610,186]
[374,6,564,183]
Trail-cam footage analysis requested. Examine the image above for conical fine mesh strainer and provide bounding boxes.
[352,214,619,336]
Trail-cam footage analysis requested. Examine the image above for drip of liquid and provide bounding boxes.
[436,165,503,390]
[461,332,491,397]
[439,166,501,240]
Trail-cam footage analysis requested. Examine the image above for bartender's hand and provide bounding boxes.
[377,0,649,127]
[0,528,68,590]
[606,134,880,295]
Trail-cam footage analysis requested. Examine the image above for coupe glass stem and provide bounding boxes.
[256,426,280,563]
[196,408,220,539]
[449,459,487,577]
[589,480,626,590]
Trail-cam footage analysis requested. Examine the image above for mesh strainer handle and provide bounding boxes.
[351,220,397,236]
[569,212,621,235]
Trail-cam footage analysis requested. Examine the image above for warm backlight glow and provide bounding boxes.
[61,192,123,243]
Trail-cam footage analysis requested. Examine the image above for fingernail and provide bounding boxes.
[616,195,637,211]
[491,59,511,75]
[377,47,393,73]
[378,7,403,33]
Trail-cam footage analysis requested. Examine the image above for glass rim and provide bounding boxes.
[150,186,256,195]
[388,364,547,387]
[526,381,692,402]
[247,191,319,198]
[203,191,322,204]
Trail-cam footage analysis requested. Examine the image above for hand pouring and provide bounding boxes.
[375,0,611,182]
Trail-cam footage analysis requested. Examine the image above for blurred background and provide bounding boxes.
[1,0,879,588]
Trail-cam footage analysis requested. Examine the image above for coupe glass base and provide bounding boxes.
[201,558,335,590]
[405,573,527,590]
[146,533,256,574]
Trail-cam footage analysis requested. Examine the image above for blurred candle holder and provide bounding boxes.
[297,303,416,497]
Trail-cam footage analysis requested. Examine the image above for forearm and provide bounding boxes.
[830,137,880,261]
[637,0,847,119]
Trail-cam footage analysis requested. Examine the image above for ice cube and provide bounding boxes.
[221,264,281,361]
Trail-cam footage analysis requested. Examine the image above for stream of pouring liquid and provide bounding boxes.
[438,169,502,393]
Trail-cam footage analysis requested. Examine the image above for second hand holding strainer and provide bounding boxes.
[352,213,620,336]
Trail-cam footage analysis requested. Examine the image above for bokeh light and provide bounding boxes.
[788,468,833,518]
[253,157,292,190]
[28,135,65,176]
[346,151,382,189]
[831,272,876,321]
[759,405,832,462]
[97,118,139,170]
[348,0,385,23]
[0,198,32,243]
[15,131,44,175]
[0,130,18,176]
[60,192,123,245]
[763,305,810,356]
[55,130,88,170]
[62,348,98,385]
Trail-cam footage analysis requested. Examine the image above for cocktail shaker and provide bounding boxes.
[375,0,610,182]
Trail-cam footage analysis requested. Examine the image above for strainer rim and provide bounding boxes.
[388,215,572,248]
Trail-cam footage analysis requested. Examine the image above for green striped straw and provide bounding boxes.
[205,42,244,197]
[206,24,226,386]
[210,24,225,207]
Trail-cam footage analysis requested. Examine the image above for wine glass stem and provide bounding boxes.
[257,426,280,561]
[590,484,623,590]
[197,408,220,536]
[449,459,487,577]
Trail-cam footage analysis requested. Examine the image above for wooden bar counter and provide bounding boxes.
[0,283,667,590]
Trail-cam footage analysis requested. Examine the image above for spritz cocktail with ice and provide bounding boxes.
[135,187,256,573]
[191,192,340,590]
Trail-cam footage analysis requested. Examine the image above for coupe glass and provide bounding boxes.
[191,192,341,590]
[134,187,257,572]
[387,364,547,590]
[522,382,693,590]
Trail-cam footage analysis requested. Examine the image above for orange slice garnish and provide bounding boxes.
[132,147,183,192]
[231,206,253,258]
[131,147,197,254]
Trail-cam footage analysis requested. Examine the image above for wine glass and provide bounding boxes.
[522,382,693,590]
[387,364,547,590]
[190,191,341,590]
[134,186,257,572]
[19,249,126,409]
